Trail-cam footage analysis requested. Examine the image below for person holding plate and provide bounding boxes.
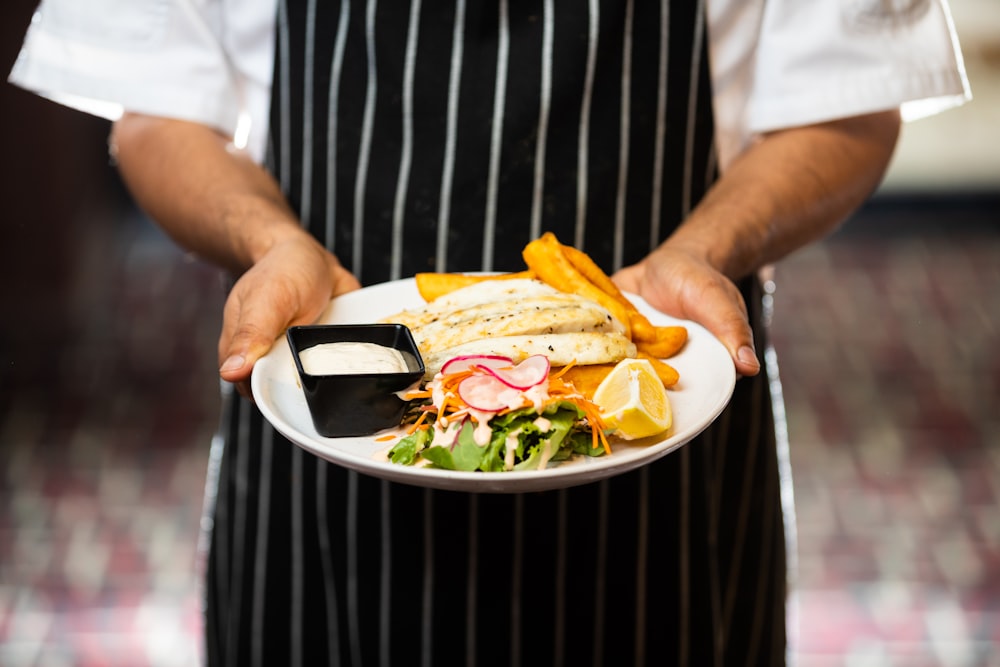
[10,0,969,664]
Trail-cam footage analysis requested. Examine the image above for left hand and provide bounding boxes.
[218,234,361,398]
[613,245,761,377]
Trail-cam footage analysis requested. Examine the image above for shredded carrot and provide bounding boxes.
[409,361,611,457]
[375,434,397,442]
[406,409,431,435]
[548,360,578,380]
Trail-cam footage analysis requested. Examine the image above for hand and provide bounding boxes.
[613,246,761,377]
[217,234,361,397]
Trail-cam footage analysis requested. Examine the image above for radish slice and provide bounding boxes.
[441,354,514,376]
[457,374,509,411]
[482,355,550,390]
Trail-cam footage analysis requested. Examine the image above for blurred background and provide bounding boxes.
[1,1,997,665]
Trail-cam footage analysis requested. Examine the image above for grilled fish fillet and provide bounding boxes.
[421,332,637,376]
[388,279,576,330]
[381,278,636,375]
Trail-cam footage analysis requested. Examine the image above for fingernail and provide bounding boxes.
[220,355,246,373]
[737,346,759,368]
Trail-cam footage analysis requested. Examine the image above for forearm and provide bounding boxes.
[668,109,901,279]
[110,113,309,275]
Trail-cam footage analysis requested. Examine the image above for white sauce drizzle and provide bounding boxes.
[504,429,522,470]
[534,416,556,470]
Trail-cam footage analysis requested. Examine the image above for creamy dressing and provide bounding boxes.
[504,429,522,470]
[420,357,564,468]
[431,418,462,448]
[534,416,557,470]
[299,341,408,375]
[467,409,495,446]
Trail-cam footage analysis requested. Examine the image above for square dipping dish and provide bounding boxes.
[286,324,426,438]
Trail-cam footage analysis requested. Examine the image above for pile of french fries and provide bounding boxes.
[414,232,686,395]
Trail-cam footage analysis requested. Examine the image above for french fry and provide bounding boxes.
[415,270,535,302]
[635,325,688,359]
[628,312,658,342]
[560,352,678,397]
[523,233,633,338]
[561,244,657,342]
[556,363,615,400]
[637,352,680,388]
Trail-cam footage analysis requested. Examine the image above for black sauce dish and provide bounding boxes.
[287,324,425,438]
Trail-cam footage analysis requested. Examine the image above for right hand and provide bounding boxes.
[613,244,761,378]
[217,234,361,398]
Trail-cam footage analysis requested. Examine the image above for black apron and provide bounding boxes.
[204,1,787,665]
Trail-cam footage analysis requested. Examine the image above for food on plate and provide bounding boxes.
[559,241,658,342]
[556,363,616,399]
[384,278,636,376]
[415,269,535,302]
[406,233,686,372]
[388,354,610,471]
[522,233,635,338]
[591,358,672,440]
[636,351,680,388]
[635,325,688,359]
[378,233,687,470]
[419,332,636,378]
[297,341,408,375]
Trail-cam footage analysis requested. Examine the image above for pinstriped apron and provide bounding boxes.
[204,1,787,664]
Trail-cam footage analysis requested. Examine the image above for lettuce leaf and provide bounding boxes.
[388,427,432,465]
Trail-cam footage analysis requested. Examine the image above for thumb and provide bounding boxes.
[218,293,300,385]
[684,292,760,377]
[715,319,761,378]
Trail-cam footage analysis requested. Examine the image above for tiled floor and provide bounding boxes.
[1,188,997,666]
[773,198,1000,666]
[0,202,223,667]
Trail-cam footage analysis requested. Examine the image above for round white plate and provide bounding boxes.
[251,278,736,493]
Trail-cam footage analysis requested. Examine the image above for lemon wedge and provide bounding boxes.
[592,358,672,440]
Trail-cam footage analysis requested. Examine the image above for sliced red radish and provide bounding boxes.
[441,354,514,376]
[456,374,509,411]
[482,355,550,390]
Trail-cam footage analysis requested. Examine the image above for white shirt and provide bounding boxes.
[8,0,970,168]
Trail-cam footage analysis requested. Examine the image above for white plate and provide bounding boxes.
[251,278,735,493]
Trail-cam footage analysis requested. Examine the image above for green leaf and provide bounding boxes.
[421,420,493,472]
[389,401,606,471]
[388,429,431,465]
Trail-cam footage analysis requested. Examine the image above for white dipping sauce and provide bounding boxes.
[299,342,409,375]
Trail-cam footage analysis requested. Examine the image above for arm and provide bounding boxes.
[110,114,360,392]
[614,109,901,376]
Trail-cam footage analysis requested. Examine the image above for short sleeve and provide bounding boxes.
[747,0,971,133]
[8,0,252,145]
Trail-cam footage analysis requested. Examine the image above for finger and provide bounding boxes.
[218,308,285,384]
[685,288,759,377]
[610,263,644,297]
[218,284,309,384]
[330,263,362,297]
[614,260,759,376]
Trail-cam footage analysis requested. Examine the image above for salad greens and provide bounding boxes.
[388,401,604,472]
